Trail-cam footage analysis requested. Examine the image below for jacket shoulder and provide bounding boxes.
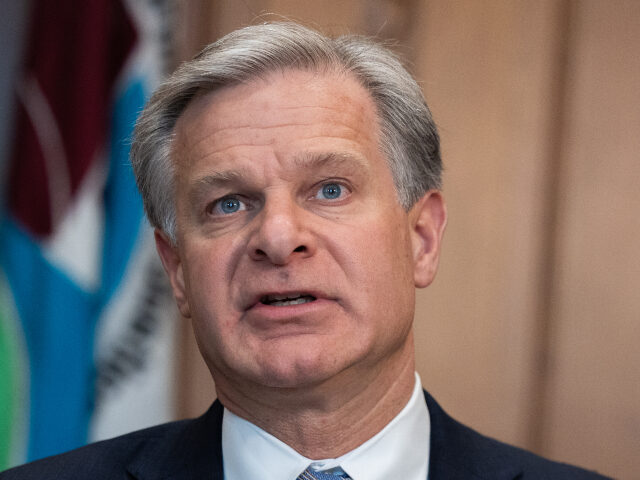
[2,401,225,480]
[424,391,612,479]
[450,420,610,479]
[0,419,194,480]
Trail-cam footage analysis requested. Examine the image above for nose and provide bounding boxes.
[247,195,315,265]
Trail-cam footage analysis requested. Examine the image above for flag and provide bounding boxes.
[0,0,177,468]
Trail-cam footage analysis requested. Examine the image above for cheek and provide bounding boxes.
[184,257,237,367]
[363,214,414,276]
[374,221,415,302]
[181,242,233,314]
[340,215,416,307]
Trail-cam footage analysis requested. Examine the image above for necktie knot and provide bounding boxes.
[296,465,352,480]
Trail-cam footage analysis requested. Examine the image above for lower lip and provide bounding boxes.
[245,298,334,326]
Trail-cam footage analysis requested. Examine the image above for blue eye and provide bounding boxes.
[221,198,240,213]
[320,183,342,200]
[214,196,245,215]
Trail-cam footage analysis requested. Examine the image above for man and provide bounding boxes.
[1,22,609,480]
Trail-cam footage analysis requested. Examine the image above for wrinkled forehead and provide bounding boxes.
[170,68,384,169]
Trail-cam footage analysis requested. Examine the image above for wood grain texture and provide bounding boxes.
[539,1,640,477]
[410,0,567,449]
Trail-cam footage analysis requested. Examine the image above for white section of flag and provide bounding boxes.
[90,226,177,441]
[43,160,105,291]
[89,0,177,442]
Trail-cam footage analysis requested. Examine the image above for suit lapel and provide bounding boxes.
[125,401,225,480]
[424,391,523,480]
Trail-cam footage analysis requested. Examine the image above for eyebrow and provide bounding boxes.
[188,169,250,205]
[292,151,370,174]
[187,151,370,204]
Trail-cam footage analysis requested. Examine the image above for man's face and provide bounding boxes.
[157,69,444,392]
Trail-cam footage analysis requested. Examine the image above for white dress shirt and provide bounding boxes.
[222,373,430,480]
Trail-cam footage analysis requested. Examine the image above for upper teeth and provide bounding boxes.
[261,294,316,306]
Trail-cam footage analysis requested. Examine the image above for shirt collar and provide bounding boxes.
[222,373,430,480]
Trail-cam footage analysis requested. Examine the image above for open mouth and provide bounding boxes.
[260,293,317,307]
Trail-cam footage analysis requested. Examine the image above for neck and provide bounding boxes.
[214,335,416,459]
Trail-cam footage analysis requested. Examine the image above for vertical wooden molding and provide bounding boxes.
[173,0,217,62]
[176,317,217,419]
[528,0,575,452]
[172,0,220,419]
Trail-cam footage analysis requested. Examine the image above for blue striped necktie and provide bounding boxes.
[296,465,352,480]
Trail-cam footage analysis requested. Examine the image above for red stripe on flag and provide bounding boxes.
[8,0,137,237]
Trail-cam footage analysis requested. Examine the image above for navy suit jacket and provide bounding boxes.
[0,391,611,479]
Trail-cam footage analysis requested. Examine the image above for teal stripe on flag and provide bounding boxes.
[101,78,147,303]
[0,218,98,461]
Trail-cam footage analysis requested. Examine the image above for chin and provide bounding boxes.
[254,352,351,390]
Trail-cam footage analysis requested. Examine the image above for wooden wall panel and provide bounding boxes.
[176,0,419,56]
[203,0,375,45]
[540,1,640,477]
[410,0,566,448]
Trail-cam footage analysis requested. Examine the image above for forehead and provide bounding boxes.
[171,69,383,171]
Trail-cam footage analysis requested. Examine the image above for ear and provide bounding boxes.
[154,229,191,318]
[409,190,447,288]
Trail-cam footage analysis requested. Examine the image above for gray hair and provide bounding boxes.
[131,22,441,243]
